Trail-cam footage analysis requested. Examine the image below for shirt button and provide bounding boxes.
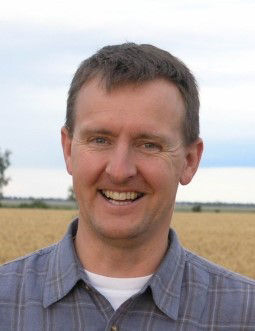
[111,326,118,331]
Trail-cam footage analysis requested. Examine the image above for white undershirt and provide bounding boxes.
[85,269,153,310]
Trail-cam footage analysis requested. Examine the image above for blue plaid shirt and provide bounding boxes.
[1,218,255,330]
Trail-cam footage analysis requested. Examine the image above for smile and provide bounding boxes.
[100,190,144,204]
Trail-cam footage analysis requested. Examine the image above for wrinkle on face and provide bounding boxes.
[64,78,193,249]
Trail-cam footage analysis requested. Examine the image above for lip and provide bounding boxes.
[97,190,145,210]
[99,188,144,193]
[100,189,144,201]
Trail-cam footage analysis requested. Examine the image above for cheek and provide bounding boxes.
[141,159,172,186]
[71,150,106,186]
[142,157,181,192]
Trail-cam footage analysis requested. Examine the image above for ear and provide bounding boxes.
[61,126,73,175]
[180,138,203,185]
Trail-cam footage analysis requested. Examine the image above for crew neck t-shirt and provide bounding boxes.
[85,269,153,310]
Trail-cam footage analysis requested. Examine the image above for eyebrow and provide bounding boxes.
[135,132,169,143]
[78,127,115,137]
[78,126,171,144]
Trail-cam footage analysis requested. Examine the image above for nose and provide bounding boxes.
[105,143,137,184]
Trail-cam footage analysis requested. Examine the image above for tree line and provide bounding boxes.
[0,149,11,199]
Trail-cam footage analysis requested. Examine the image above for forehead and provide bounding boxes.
[74,78,185,137]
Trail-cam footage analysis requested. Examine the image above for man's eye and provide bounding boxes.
[144,143,154,148]
[142,142,161,151]
[94,137,107,144]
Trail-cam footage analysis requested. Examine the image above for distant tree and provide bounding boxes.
[67,186,76,201]
[0,149,11,198]
[192,204,202,212]
[18,199,49,209]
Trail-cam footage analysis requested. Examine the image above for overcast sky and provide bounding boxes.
[1,0,255,200]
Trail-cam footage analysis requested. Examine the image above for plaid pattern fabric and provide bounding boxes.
[0,218,255,330]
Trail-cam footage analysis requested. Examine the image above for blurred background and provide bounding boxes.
[1,0,255,203]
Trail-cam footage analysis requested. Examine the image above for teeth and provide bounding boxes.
[102,190,140,201]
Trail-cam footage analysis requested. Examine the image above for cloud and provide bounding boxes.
[2,0,255,33]
[4,168,72,198]
[4,167,255,202]
[177,167,255,203]
[200,85,255,142]
[1,1,255,171]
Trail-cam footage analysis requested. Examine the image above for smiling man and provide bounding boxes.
[62,76,201,279]
[1,43,255,330]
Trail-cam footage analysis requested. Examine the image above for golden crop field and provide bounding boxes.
[0,208,255,279]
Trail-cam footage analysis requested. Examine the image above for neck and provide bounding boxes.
[74,219,169,278]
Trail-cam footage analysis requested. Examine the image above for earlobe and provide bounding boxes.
[61,126,73,175]
[180,138,203,185]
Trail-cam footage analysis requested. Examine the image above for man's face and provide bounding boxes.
[62,78,202,245]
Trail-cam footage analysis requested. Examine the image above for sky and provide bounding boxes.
[1,0,255,201]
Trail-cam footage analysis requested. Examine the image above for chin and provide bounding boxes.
[91,218,150,244]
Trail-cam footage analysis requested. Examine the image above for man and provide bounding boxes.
[0,43,254,330]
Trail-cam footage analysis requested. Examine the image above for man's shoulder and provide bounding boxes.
[176,249,255,325]
[0,244,56,271]
[184,249,255,287]
[0,244,56,300]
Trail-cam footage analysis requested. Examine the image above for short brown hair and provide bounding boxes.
[66,43,200,145]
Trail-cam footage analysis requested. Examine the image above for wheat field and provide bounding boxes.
[0,208,254,279]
